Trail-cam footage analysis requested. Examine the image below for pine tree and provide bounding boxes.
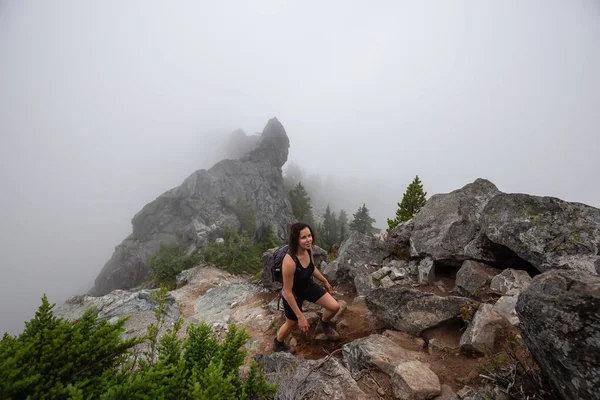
[350,204,376,235]
[338,209,349,243]
[319,205,339,251]
[288,182,314,224]
[388,175,427,231]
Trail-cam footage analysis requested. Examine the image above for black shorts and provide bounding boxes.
[281,280,327,321]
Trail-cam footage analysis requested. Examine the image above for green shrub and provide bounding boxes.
[200,228,280,275]
[0,290,276,399]
[148,243,194,286]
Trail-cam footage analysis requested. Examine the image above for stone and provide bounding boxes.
[433,385,459,400]
[371,267,392,280]
[256,352,367,399]
[489,268,532,295]
[354,272,376,297]
[390,267,409,280]
[391,360,441,400]
[322,231,389,285]
[380,276,395,289]
[366,286,476,335]
[459,304,504,354]
[342,334,421,376]
[481,193,600,275]
[352,296,366,305]
[418,257,435,284]
[516,269,600,400]
[455,260,500,296]
[492,295,519,326]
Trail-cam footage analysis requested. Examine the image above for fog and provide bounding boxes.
[1,1,599,334]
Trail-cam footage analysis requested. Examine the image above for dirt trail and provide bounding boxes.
[260,283,486,398]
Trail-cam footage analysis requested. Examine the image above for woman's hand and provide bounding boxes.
[324,281,333,295]
[298,315,309,333]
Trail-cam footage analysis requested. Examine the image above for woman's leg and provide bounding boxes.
[316,293,340,323]
[277,318,298,342]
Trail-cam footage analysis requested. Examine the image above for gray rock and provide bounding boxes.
[194,283,256,324]
[492,295,519,326]
[342,334,421,376]
[55,289,180,340]
[516,269,600,400]
[489,268,532,295]
[418,257,435,284]
[455,260,500,296]
[352,296,366,305]
[354,272,376,297]
[390,266,409,280]
[481,193,600,275]
[323,231,389,284]
[371,266,391,280]
[391,360,441,400]
[175,268,194,288]
[256,352,367,399]
[380,275,395,289]
[459,304,504,354]
[366,286,476,335]
[406,179,501,262]
[91,118,295,296]
[433,384,459,400]
[385,259,409,270]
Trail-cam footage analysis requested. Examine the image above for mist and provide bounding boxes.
[1,1,599,334]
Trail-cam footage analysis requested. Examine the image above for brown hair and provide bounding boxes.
[288,222,315,255]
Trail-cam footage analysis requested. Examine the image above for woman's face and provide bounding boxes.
[298,227,313,251]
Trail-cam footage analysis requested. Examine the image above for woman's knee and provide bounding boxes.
[328,299,340,314]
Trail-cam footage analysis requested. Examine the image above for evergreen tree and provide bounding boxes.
[338,209,349,243]
[387,175,427,231]
[350,204,376,235]
[319,205,339,252]
[288,182,314,224]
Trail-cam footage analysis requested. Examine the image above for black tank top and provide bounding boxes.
[289,250,314,295]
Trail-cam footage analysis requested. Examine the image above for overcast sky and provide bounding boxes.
[1,0,599,334]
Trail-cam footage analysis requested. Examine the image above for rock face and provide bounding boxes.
[366,287,475,335]
[392,360,441,400]
[481,194,600,274]
[256,352,367,400]
[92,118,295,296]
[516,270,600,400]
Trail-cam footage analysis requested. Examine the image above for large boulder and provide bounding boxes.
[405,179,501,263]
[481,194,600,274]
[516,270,600,400]
[92,118,296,295]
[366,286,476,335]
[255,352,367,400]
[322,230,388,284]
[391,360,441,400]
[342,334,421,375]
[459,303,504,354]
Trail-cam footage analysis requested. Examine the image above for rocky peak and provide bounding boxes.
[240,118,289,168]
[90,118,294,296]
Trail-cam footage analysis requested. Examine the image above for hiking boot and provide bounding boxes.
[315,319,340,341]
[273,338,296,354]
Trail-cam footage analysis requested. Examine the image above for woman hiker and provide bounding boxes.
[273,222,341,353]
